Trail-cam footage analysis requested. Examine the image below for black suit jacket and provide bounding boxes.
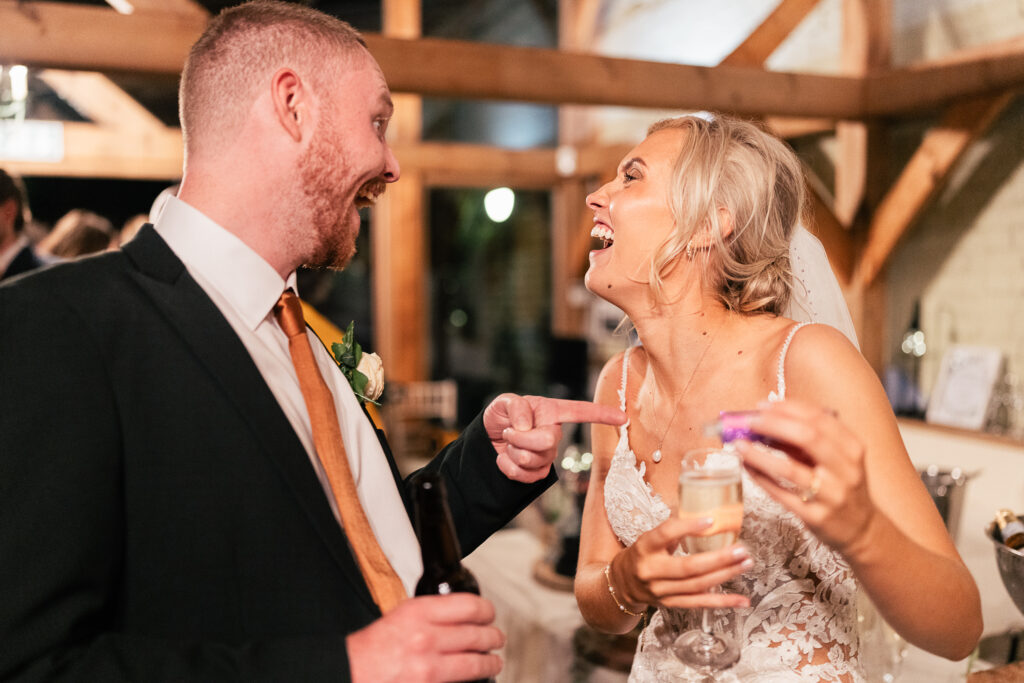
[0,225,554,682]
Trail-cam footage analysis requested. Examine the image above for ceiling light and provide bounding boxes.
[484,187,515,223]
[105,0,135,15]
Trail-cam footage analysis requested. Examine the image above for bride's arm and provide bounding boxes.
[575,352,750,634]
[739,324,982,661]
[575,352,647,634]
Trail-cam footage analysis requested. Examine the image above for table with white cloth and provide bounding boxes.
[463,527,629,683]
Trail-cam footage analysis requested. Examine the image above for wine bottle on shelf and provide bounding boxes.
[995,509,1024,550]
[412,471,495,683]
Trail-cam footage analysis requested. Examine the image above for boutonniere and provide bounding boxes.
[331,321,384,405]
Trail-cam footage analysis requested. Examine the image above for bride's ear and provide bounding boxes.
[691,206,734,249]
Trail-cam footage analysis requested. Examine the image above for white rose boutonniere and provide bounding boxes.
[356,351,384,402]
[330,321,384,405]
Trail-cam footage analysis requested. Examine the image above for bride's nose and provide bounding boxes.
[586,184,609,210]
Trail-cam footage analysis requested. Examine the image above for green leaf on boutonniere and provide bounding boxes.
[330,321,381,405]
[349,368,369,398]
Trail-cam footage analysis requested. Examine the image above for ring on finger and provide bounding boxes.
[801,469,823,503]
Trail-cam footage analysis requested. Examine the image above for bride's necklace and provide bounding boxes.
[649,325,719,464]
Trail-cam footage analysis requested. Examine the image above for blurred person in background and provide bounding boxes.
[37,208,117,259]
[0,168,43,281]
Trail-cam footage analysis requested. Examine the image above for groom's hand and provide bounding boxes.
[346,594,503,682]
[483,394,626,483]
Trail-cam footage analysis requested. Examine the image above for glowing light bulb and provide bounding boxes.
[484,187,515,223]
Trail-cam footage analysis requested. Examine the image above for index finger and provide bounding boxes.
[548,399,627,427]
[405,593,496,626]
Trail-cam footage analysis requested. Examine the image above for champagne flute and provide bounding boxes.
[673,447,744,672]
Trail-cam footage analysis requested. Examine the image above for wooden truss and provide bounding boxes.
[1,0,1020,375]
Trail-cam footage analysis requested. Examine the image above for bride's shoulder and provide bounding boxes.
[782,321,877,395]
[594,345,647,406]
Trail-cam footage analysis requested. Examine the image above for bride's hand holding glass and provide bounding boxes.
[734,400,877,556]
[606,516,752,615]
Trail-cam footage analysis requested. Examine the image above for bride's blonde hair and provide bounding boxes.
[646,114,805,315]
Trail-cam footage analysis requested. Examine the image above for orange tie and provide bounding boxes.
[274,290,406,613]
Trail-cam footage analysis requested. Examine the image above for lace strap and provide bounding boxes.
[775,322,811,400]
[617,347,633,411]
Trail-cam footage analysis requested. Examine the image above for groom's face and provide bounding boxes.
[301,50,399,271]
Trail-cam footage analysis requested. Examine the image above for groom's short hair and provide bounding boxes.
[179,0,365,159]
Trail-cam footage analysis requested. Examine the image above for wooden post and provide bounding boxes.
[372,0,427,382]
[836,0,890,371]
[552,0,602,338]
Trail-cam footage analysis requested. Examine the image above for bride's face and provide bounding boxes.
[584,127,685,304]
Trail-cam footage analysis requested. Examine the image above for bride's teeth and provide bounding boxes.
[589,226,614,242]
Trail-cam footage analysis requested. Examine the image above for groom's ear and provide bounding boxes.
[271,67,308,142]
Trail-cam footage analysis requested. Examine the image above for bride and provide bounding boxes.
[574,113,981,681]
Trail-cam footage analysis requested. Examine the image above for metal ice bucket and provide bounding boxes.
[918,465,973,540]
[988,518,1024,617]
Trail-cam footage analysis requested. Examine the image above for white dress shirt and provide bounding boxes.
[154,197,422,595]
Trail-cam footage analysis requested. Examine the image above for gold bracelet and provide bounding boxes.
[603,562,644,618]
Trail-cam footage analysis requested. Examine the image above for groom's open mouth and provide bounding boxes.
[590,224,614,249]
[354,177,386,209]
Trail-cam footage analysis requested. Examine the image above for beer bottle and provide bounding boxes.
[412,472,494,683]
[995,509,1024,550]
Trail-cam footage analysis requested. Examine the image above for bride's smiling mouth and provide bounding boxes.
[591,223,614,249]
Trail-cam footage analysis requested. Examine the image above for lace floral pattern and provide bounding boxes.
[604,344,864,682]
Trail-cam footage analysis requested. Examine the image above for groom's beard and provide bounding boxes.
[300,116,359,271]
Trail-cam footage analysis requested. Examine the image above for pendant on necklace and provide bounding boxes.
[652,449,662,463]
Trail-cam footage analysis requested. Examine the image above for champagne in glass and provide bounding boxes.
[679,466,742,553]
[673,447,744,672]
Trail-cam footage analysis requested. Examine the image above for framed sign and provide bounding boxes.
[926,345,1005,430]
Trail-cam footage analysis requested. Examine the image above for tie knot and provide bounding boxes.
[274,289,307,339]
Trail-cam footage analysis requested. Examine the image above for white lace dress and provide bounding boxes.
[605,324,864,682]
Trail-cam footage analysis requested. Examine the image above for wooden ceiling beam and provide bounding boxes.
[5,2,1024,118]
[125,0,208,18]
[854,92,1015,287]
[37,69,168,133]
[1,121,182,179]
[0,1,206,75]
[720,0,822,66]
[1,1,861,117]
[867,49,1024,115]
[364,35,862,118]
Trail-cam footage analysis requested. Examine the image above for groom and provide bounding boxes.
[0,3,624,682]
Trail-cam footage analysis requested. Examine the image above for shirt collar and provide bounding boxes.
[153,196,296,331]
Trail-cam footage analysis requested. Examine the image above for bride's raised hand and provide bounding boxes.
[734,399,877,556]
[609,517,752,611]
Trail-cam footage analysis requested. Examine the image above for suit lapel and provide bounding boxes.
[122,225,378,614]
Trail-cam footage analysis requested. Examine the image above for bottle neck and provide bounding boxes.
[414,481,463,569]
